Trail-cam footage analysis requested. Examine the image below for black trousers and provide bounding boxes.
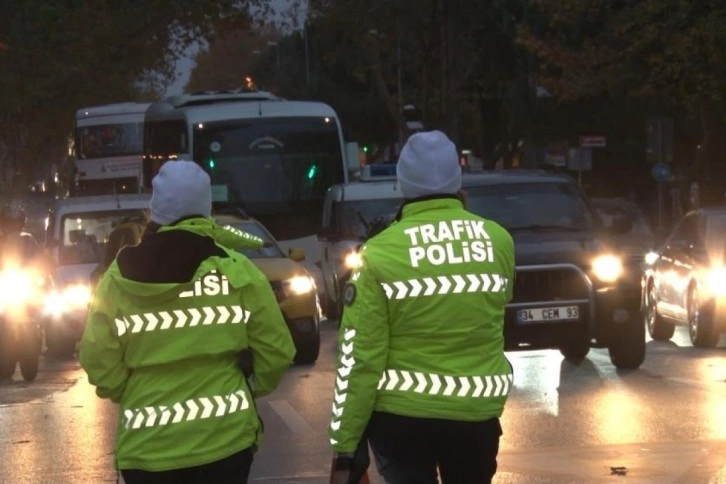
[121,448,253,484]
[367,412,502,484]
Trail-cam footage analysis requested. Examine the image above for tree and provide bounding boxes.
[0,0,271,194]
[517,0,726,178]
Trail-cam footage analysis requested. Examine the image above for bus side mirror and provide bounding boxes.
[345,142,360,173]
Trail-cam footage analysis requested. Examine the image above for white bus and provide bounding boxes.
[74,102,150,195]
[142,90,359,246]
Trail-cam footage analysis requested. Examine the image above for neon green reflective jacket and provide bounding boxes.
[80,218,295,471]
[329,197,515,453]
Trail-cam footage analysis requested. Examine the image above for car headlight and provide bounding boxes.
[0,270,39,306]
[592,254,623,283]
[63,284,92,306]
[705,267,726,296]
[284,276,315,296]
[644,251,659,265]
[343,251,362,270]
[43,283,92,316]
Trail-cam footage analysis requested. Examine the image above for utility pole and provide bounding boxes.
[304,21,311,87]
[397,40,403,149]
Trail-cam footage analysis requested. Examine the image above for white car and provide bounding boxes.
[318,165,403,320]
[44,193,150,356]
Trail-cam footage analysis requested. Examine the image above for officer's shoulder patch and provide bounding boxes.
[343,283,357,306]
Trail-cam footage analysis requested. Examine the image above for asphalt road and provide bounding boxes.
[0,323,724,483]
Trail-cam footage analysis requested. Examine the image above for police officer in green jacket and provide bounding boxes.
[80,160,296,483]
[328,131,515,484]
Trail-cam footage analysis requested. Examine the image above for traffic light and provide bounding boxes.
[307,164,318,180]
[208,158,216,169]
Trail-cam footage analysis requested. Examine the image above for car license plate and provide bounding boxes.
[517,306,579,323]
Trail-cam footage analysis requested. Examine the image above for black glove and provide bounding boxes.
[330,454,355,484]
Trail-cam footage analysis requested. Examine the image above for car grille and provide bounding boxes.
[512,267,590,303]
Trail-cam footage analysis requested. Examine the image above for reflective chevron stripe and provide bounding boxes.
[114,305,250,337]
[329,328,356,444]
[380,273,508,300]
[122,390,250,430]
[222,225,264,245]
[377,370,513,398]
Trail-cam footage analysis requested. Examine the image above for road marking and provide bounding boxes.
[268,400,314,434]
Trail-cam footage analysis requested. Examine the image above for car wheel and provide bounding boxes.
[0,326,17,379]
[559,329,590,361]
[294,328,321,365]
[608,312,646,369]
[0,349,15,380]
[646,281,675,341]
[19,352,39,382]
[688,285,719,348]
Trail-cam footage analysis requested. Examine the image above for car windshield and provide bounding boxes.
[76,123,143,159]
[333,198,402,239]
[226,222,285,259]
[59,210,146,265]
[463,182,594,231]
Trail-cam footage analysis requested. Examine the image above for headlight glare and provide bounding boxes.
[285,276,314,296]
[644,251,659,265]
[706,267,726,296]
[0,270,37,306]
[343,251,362,270]
[592,254,623,283]
[63,284,92,306]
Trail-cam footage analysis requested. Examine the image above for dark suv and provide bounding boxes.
[462,170,645,369]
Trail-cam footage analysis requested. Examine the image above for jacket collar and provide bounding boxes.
[396,195,463,221]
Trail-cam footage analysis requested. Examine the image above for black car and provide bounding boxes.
[642,207,726,348]
[461,170,645,369]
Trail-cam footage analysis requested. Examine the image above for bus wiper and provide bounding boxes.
[508,224,582,232]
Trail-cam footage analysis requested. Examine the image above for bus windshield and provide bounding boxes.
[76,123,143,159]
[192,117,343,207]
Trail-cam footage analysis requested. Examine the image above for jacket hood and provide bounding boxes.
[158,218,264,251]
[99,218,264,306]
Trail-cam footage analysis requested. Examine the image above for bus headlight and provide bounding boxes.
[592,254,623,283]
[706,267,726,297]
[284,276,315,296]
[343,251,362,270]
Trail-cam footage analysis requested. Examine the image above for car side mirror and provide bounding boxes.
[288,248,306,262]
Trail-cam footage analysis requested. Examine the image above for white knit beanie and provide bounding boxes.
[396,130,462,199]
[150,160,212,225]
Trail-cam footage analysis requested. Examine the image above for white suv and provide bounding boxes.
[318,165,403,320]
[44,193,150,356]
